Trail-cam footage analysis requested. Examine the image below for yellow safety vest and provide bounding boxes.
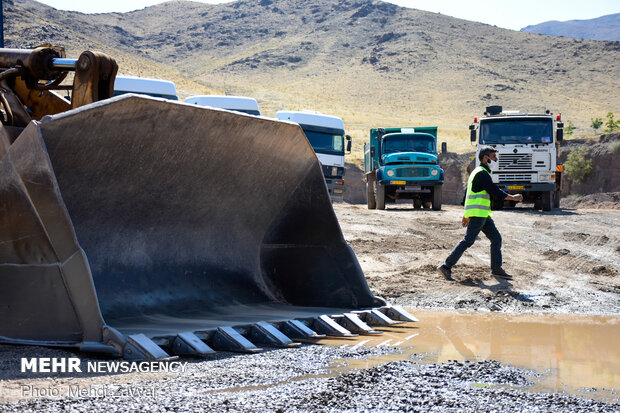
[464,166,492,218]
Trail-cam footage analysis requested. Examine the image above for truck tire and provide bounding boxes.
[366,182,376,209]
[375,182,386,210]
[413,199,422,209]
[432,185,443,211]
[553,190,560,209]
[541,190,552,211]
[423,201,431,209]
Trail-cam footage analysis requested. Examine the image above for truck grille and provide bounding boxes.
[394,167,430,178]
[497,173,532,182]
[498,153,532,170]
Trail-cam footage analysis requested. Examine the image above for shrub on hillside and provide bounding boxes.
[604,112,620,133]
[564,148,592,183]
[590,117,603,133]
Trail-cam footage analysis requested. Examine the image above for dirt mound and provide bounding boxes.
[343,162,366,204]
[561,192,620,209]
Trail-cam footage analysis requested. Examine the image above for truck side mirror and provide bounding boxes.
[470,128,476,142]
[370,147,375,157]
[346,135,352,152]
[556,128,563,142]
[441,142,447,153]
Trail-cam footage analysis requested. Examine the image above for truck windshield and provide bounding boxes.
[480,119,553,144]
[304,131,344,155]
[383,135,435,154]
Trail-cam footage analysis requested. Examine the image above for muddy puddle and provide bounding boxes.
[318,309,620,402]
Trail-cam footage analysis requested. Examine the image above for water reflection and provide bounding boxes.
[318,310,620,401]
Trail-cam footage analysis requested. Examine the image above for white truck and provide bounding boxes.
[469,105,564,211]
[113,76,178,100]
[276,111,352,202]
[184,95,261,115]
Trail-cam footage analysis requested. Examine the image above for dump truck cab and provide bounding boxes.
[469,105,563,211]
[113,75,179,100]
[364,127,443,210]
[184,95,261,116]
[276,111,352,202]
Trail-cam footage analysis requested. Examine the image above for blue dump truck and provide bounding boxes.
[364,127,443,210]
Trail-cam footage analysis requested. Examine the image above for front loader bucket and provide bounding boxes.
[0,95,411,359]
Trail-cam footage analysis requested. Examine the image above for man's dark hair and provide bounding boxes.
[478,146,497,162]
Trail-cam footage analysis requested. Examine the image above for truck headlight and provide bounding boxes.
[331,166,338,176]
[387,169,395,177]
[539,173,553,182]
[430,169,439,176]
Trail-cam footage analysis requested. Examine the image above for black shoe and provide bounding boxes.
[492,268,513,280]
[437,265,454,281]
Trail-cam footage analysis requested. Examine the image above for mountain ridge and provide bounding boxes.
[521,13,620,42]
[4,0,620,152]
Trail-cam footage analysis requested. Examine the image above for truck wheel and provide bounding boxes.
[423,201,432,209]
[366,182,376,209]
[432,185,443,211]
[553,190,560,209]
[375,182,386,210]
[541,190,552,211]
[413,199,422,209]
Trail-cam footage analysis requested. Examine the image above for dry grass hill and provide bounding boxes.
[5,0,620,157]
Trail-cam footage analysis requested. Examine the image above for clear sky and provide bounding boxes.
[34,0,620,31]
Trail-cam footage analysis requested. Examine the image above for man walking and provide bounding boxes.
[438,147,523,281]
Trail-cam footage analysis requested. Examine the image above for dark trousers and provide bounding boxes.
[444,216,502,271]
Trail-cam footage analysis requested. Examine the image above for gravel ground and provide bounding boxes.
[1,204,618,412]
[2,344,617,412]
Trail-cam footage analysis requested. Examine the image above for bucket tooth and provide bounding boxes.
[211,326,261,353]
[124,334,173,361]
[378,306,419,323]
[353,309,400,326]
[279,320,324,340]
[247,321,300,348]
[332,313,381,335]
[311,315,357,337]
[166,332,215,357]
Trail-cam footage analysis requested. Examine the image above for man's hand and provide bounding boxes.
[508,194,524,203]
[462,217,469,227]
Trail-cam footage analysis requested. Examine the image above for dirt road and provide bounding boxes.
[335,203,620,315]
[1,203,618,411]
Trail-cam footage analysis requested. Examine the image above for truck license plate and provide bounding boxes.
[507,185,524,190]
[390,180,407,185]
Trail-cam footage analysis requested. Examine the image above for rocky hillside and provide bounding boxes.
[521,13,620,42]
[559,133,620,195]
[4,0,620,151]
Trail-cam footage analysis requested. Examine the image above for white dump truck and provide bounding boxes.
[469,105,564,211]
[184,95,261,115]
[276,111,352,202]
